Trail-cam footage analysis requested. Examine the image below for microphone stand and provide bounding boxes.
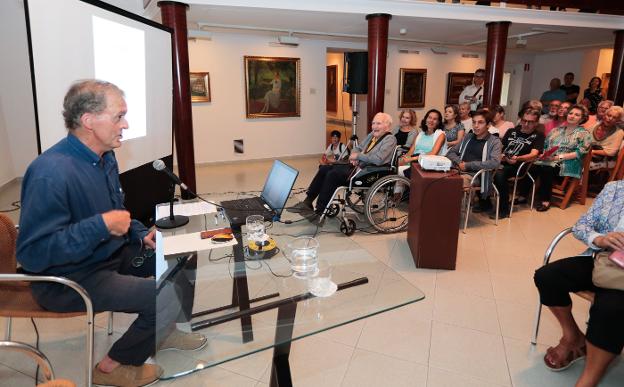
[155,182,189,229]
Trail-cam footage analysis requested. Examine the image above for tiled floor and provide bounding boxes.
[1,156,623,386]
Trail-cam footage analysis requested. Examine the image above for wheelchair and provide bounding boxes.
[319,146,411,236]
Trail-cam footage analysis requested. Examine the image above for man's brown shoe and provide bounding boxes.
[93,363,162,387]
[159,329,207,352]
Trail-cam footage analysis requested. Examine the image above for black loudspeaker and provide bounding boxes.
[343,52,368,94]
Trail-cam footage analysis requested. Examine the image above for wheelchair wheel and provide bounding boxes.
[326,203,340,218]
[340,219,356,236]
[364,175,410,233]
[346,190,366,214]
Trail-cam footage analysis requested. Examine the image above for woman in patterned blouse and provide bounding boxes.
[442,104,465,148]
[532,104,592,211]
[534,180,624,385]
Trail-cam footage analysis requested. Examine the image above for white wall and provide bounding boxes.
[188,33,364,164]
[383,45,485,122]
[0,0,38,185]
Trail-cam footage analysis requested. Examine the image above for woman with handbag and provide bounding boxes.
[533,180,624,387]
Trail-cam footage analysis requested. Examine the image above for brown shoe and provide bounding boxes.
[158,329,207,352]
[93,363,162,387]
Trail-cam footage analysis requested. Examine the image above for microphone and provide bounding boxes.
[152,159,188,190]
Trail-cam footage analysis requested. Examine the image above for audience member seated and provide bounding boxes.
[291,112,397,222]
[320,130,348,165]
[443,104,465,148]
[540,100,561,126]
[492,107,544,219]
[446,109,502,213]
[519,100,546,136]
[560,72,580,104]
[540,78,567,114]
[584,100,614,130]
[588,105,624,171]
[532,105,592,212]
[582,76,604,115]
[15,80,205,387]
[533,180,624,386]
[488,105,515,138]
[545,101,572,136]
[459,102,473,133]
[391,109,419,148]
[398,109,447,178]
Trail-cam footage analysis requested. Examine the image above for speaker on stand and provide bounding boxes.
[343,52,368,148]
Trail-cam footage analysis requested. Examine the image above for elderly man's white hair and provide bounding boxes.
[374,112,393,128]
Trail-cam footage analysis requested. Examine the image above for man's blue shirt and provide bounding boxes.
[16,134,147,275]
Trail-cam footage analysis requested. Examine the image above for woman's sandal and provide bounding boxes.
[543,342,587,372]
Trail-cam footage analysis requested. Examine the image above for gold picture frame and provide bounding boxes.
[446,72,474,105]
[244,56,301,118]
[398,68,426,108]
[190,72,211,103]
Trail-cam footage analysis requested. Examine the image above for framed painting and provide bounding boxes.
[446,72,474,105]
[244,56,300,118]
[190,72,211,103]
[398,68,426,108]
[326,65,338,113]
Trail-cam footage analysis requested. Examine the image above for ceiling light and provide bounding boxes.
[278,35,299,46]
[430,46,449,55]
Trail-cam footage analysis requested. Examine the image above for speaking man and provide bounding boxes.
[458,69,486,112]
[17,80,205,386]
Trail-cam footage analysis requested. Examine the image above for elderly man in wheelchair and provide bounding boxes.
[292,112,411,235]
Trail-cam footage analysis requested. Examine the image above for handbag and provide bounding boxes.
[592,250,624,291]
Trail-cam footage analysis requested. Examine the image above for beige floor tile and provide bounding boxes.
[341,348,427,387]
[356,303,431,364]
[429,321,511,386]
[161,365,258,387]
[490,272,539,306]
[426,366,508,387]
[257,335,354,387]
[435,269,494,299]
[433,287,500,335]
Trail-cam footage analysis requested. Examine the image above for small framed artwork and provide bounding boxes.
[244,56,300,118]
[326,65,338,113]
[190,72,211,103]
[398,68,426,108]
[446,72,474,105]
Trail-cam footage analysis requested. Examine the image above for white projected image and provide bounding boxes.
[93,15,146,141]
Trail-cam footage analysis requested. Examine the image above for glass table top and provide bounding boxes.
[154,201,425,379]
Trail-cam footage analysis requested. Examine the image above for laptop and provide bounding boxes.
[221,160,299,226]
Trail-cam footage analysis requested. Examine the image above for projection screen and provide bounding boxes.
[25,0,173,173]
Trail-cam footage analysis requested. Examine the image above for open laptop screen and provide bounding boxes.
[261,160,299,216]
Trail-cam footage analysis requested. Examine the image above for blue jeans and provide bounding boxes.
[32,243,191,365]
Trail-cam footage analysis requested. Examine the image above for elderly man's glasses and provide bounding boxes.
[521,119,537,126]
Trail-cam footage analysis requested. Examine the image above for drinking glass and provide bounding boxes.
[288,236,319,278]
[245,215,265,245]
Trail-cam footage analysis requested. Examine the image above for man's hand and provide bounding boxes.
[102,210,131,236]
[458,161,466,171]
[143,229,156,249]
[507,156,518,165]
[594,232,624,251]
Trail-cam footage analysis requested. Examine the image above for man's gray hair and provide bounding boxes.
[62,79,123,130]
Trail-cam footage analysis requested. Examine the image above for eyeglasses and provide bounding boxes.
[521,119,537,125]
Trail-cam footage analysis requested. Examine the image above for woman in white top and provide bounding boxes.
[489,105,515,138]
[398,109,447,178]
